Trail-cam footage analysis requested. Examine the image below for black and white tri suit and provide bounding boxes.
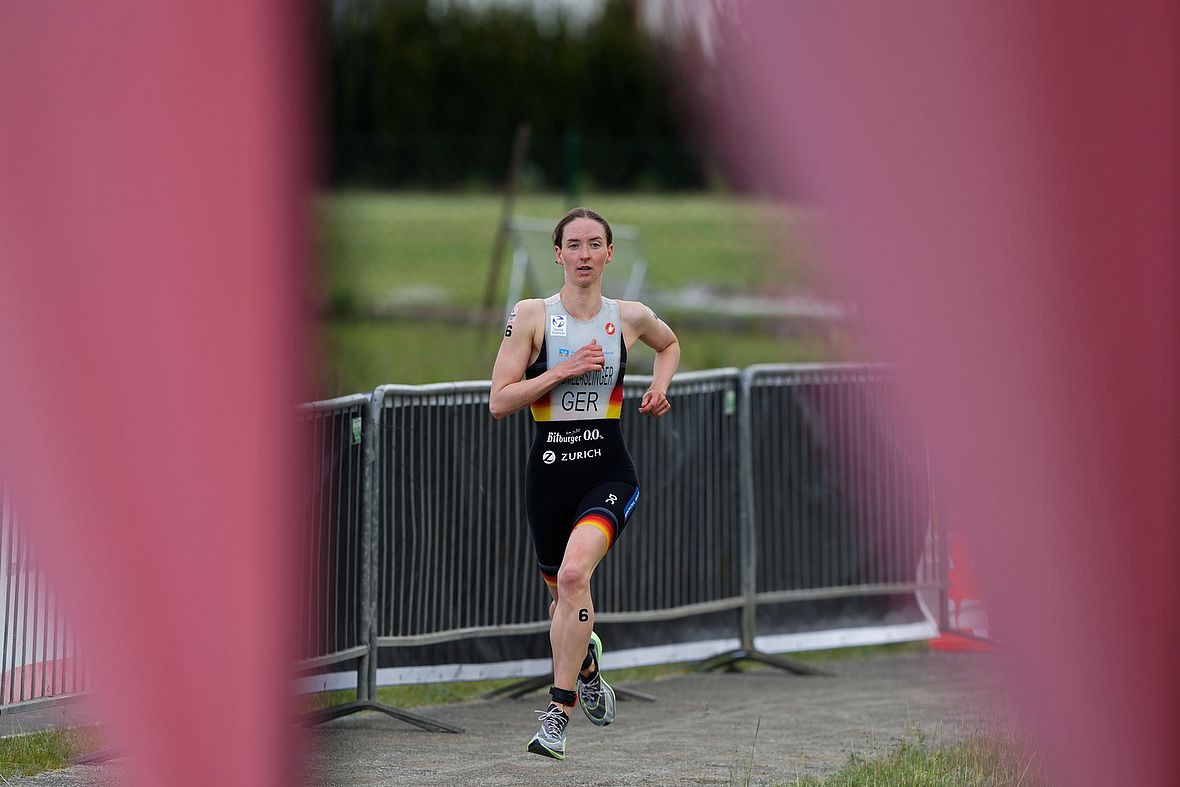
[524,294,640,586]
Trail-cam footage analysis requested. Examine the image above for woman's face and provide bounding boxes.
[555,217,613,286]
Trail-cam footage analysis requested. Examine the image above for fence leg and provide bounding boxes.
[299,699,464,733]
[616,686,657,702]
[697,648,830,676]
[698,371,833,678]
[482,674,549,701]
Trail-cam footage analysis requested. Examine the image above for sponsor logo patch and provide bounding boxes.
[541,447,602,463]
[561,449,602,462]
[605,322,616,336]
[550,315,567,337]
[547,428,603,444]
[558,347,571,357]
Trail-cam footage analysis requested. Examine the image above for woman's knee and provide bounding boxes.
[556,562,590,595]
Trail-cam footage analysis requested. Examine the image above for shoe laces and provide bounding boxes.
[579,671,602,702]
[535,705,568,737]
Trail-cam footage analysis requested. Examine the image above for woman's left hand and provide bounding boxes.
[638,389,671,418]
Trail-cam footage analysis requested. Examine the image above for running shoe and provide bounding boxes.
[577,631,616,726]
[526,703,569,760]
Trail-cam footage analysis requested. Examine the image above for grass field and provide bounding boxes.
[318,191,822,308]
[787,726,1049,786]
[316,190,850,396]
[0,726,99,779]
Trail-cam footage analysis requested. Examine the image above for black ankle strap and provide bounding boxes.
[549,686,577,707]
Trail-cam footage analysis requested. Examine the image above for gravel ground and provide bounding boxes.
[12,650,1004,786]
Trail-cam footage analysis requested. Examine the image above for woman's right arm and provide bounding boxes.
[489,300,604,420]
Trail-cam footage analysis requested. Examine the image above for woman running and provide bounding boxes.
[489,207,680,760]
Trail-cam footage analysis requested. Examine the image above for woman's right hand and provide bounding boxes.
[564,339,605,378]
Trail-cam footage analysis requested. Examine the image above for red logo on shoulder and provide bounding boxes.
[605,322,616,335]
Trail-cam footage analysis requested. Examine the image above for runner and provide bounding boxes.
[489,207,680,760]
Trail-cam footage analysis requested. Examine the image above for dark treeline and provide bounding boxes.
[318,0,708,190]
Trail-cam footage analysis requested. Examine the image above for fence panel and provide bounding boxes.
[294,394,370,671]
[746,365,940,607]
[375,382,541,645]
[0,488,90,710]
[373,370,744,656]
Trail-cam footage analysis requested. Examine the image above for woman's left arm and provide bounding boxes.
[625,301,680,418]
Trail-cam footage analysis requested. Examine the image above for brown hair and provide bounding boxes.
[552,207,612,248]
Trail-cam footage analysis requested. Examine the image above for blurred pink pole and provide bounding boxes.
[714,2,1178,783]
[0,3,308,785]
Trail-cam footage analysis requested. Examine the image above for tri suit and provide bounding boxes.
[524,294,640,586]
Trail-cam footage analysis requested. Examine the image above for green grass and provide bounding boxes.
[313,190,845,396]
[317,190,819,310]
[0,726,100,778]
[782,725,1049,787]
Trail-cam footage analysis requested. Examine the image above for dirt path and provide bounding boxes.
[14,650,1003,786]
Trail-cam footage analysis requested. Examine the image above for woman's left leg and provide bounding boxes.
[548,524,609,712]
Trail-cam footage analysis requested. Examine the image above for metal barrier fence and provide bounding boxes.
[0,364,944,728]
[376,381,539,645]
[0,488,90,711]
[294,395,371,683]
[373,369,743,651]
[723,364,941,670]
[347,364,937,706]
[746,364,937,601]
